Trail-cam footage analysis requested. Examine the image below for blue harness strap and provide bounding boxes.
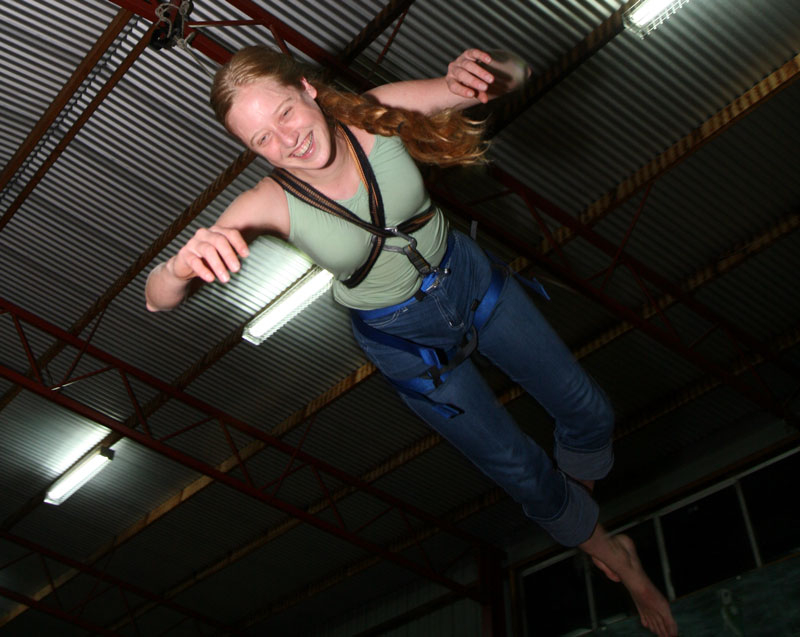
[352,262,507,418]
[485,250,550,301]
[473,265,505,331]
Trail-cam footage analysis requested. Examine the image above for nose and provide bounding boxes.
[276,126,297,147]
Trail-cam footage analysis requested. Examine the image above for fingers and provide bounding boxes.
[446,48,496,103]
[175,226,249,284]
[219,226,250,259]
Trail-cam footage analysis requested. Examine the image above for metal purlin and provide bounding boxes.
[1,1,792,632]
[0,531,232,635]
[0,296,502,602]
[432,173,794,424]
[0,24,140,209]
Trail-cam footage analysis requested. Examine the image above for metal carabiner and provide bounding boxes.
[383,226,417,249]
[382,227,451,287]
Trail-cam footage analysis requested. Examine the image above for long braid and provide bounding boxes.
[314,85,488,167]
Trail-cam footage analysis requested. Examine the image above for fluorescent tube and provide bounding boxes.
[243,267,333,345]
[45,447,114,505]
[624,0,691,38]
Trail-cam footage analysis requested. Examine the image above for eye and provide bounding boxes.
[282,107,292,119]
[257,132,270,146]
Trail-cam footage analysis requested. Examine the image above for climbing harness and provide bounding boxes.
[351,240,552,417]
[352,261,506,418]
[271,123,528,417]
[270,124,444,288]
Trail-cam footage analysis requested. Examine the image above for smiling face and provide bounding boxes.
[225,77,335,174]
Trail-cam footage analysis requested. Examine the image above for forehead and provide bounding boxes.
[233,78,299,112]
[226,78,302,137]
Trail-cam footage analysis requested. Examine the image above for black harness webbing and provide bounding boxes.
[271,124,513,418]
[270,124,437,288]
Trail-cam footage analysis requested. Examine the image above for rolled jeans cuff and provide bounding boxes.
[529,476,599,547]
[554,439,614,482]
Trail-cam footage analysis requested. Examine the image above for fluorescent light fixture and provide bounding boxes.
[243,266,333,345]
[624,0,691,38]
[44,447,114,505]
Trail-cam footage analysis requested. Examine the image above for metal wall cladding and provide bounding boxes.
[492,0,800,218]
[694,232,800,342]
[0,393,111,512]
[354,0,626,84]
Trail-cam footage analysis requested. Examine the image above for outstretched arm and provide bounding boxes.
[366,48,529,114]
[145,179,288,311]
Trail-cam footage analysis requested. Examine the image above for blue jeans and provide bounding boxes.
[351,231,614,546]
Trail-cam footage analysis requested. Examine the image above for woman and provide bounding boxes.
[145,46,677,636]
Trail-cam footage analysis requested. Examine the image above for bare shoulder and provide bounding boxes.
[218,176,290,240]
[348,125,376,156]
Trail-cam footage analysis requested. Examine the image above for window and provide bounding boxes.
[660,486,755,596]
[740,452,800,563]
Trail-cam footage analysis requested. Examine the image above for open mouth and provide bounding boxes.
[291,133,314,159]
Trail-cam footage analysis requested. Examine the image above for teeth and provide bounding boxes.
[293,134,312,158]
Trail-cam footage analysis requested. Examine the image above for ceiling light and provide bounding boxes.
[624,0,691,38]
[44,447,114,505]
[243,267,333,345]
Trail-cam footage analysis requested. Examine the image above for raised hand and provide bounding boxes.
[446,48,497,103]
[446,48,530,103]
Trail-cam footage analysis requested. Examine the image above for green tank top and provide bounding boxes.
[286,133,449,310]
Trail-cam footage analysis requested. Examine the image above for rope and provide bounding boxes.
[177,33,215,79]
[154,0,215,79]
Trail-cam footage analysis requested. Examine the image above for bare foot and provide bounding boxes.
[580,528,678,637]
[592,554,620,582]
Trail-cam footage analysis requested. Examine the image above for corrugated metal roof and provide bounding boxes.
[2,0,800,634]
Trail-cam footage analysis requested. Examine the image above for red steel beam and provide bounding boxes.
[0,8,134,193]
[106,0,235,64]
[107,0,370,88]
[0,362,480,604]
[223,0,371,89]
[430,181,789,422]
[0,297,496,602]
[0,585,122,637]
[0,21,157,233]
[0,531,230,633]
[337,0,417,68]
[486,165,799,383]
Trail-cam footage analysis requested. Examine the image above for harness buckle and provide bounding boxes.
[383,227,450,287]
[384,227,432,275]
[384,226,417,248]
